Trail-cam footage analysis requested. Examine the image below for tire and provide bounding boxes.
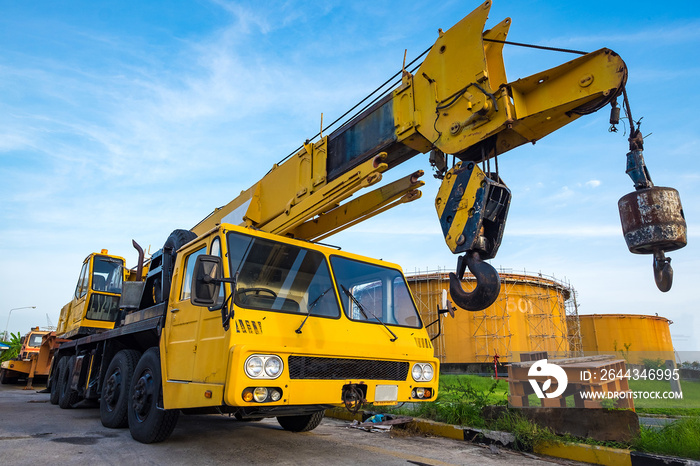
[128,348,179,443]
[155,229,197,304]
[0,368,14,385]
[100,350,141,428]
[49,358,63,405]
[277,410,325,432]
[58,355,80,409]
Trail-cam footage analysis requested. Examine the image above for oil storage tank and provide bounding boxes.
[407,270,577,366]
[577,314,674,365]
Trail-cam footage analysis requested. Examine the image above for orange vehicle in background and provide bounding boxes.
[0,327,67,389]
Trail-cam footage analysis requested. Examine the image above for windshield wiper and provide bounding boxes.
[340,284,397,342]
[295,286,332,334]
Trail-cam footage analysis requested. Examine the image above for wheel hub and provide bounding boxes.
[132,371,153,420]
[103,371,120,407]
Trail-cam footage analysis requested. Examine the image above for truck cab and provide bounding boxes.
[56,251,127,339]
[18,327,49,359]
[159,223,438,417]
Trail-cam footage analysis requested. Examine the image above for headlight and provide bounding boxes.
[245,354,284,379]
[246,357,263,377]
[422,364,434,381]
[412,364,423,381]
[264,357,282,378]
[411,363,434,382]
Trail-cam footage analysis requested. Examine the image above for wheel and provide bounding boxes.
[58,355,80,409]
[49,358,63,405]
[100,349,141,428]
[128,348,179,443]
[277,410,324,432]
[155,229,197,304]
[0,368,14,385]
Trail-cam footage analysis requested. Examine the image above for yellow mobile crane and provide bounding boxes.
[47,1,685,444]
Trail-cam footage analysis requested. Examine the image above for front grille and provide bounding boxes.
[288,356,409,381]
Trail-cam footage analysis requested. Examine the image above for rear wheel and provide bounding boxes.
[49,358,63,404]
[128,348,179,443]
[277,410,324,432]
[58,355,80,409]
[100,349,141,428]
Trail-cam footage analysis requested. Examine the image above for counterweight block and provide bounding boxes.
[619,186,686,292]
[618,186,687,255]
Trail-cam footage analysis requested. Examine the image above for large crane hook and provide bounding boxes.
[435,161,510,312]
[449,250,501,311]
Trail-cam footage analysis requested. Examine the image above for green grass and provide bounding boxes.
[630,379,700,416]
[632,417,700,460]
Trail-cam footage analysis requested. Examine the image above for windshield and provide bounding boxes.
[330,256,421,328]
[227,232,340,318]
[28,333,43,347]
[92,256,124,294]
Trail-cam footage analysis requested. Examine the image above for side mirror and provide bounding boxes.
[191,255,223,307]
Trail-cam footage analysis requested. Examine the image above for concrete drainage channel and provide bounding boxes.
[324,408,699,466]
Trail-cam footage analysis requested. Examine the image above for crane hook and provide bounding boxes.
[653,250,673,293]
[448,250,501,311]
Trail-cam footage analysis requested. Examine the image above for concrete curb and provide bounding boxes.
[324,409,698,466]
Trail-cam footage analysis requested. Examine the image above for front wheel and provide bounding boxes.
[100,349,141,428]
[0,368,13,385]
[128,348,179,443]
[277,410,324,432]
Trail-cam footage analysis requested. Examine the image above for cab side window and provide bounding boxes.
[74,261,89,299]
[210,238,225,306]
[180,246,206,301]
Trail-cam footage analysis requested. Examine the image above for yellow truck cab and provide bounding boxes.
[162,224,439,415]
[19,327,48,359]
[56,251,127,339]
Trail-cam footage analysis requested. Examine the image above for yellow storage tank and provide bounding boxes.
[408,270,574,364]
[577,314,675,365]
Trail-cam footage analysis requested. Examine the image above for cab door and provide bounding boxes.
[192,237,228,384]
[163,243,206,382]
[71,260,90,325]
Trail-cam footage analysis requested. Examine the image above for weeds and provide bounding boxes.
[632,417,700,460]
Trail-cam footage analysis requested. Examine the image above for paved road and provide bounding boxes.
[0,384,583,465]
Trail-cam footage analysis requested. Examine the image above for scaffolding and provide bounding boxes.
[407,268,582,364]
[566,288,584,357]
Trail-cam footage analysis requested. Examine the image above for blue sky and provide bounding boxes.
[1,1,699,352]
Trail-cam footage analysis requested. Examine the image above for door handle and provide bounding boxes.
[170,308,180,313]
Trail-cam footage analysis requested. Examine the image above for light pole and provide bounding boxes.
[3,306,36,341]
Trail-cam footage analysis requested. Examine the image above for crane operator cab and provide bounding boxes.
[56,251,126,339]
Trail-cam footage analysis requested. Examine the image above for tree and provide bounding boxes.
[0,332,22,362]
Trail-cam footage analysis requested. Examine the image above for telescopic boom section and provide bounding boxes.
[192,0,628,309]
